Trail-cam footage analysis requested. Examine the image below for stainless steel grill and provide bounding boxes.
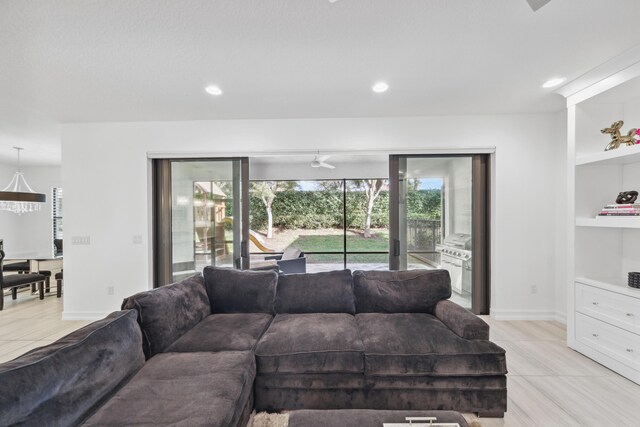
[436,233,472,294]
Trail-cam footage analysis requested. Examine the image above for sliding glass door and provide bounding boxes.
[389,154,490,314]
[246,179,389,272]
[153,158,249,286]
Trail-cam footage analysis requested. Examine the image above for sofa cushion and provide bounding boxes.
[122,273,210,359]
[353,270,451,314]
[0,310,144,427]
[83,351,256,427]
[165,313,273,353]
[275,269,355,314]
[356,313,507,377]
[204,266,278,314]
[255,313,364,374]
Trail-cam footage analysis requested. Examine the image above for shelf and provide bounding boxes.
[576,276,640,299]
[576,217,640,228]
[576,144,640,166]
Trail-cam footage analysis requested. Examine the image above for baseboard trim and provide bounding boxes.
[62,311,109,321]
[490,308,566,322]
[554,311,567,324]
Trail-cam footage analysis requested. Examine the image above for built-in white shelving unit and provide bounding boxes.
[560,51,640,384]
[576,217,640,228]
[576,144,640,166]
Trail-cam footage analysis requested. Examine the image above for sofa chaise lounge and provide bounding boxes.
[0,268,507,426]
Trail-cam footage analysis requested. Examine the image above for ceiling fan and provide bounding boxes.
[526,0,551,11]
[311,153,335,169]
[330,0,550,12]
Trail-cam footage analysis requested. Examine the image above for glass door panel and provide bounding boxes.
[247,180,345,273]
[390,155,488,313]
[154,158,249,286]
[345,179,389,271]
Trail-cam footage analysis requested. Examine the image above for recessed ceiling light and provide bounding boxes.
[205,85,223,96]
[542,78,565,89]
[372,82,389,93]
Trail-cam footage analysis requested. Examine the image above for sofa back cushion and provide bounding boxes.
[122,273,210,359]
[0,310,144,427]
[353,269,451,314]
[204,266,278,314]
[275,269,355,314]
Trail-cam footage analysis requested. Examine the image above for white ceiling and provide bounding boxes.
[2,0,640,165]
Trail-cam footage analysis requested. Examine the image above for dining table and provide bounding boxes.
[4,252,63,275]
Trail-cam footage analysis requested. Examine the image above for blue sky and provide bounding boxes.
[419,178,443,190]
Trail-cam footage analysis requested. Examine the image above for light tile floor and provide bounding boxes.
[0,289,89,363]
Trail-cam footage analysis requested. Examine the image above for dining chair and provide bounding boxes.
[0,249,47,310]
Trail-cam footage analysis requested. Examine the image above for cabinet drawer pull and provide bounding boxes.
[592,333,599,337]
[627,348,634,353]
[592,302,599,306]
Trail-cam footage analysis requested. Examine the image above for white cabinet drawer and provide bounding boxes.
[575,282,640,333]
[576,313,640,370]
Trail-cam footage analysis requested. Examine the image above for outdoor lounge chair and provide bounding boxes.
[265,247,306,274]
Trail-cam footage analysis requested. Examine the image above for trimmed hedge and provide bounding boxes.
[247,189,440,231]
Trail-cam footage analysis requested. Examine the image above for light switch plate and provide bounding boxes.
[71,236,91,245]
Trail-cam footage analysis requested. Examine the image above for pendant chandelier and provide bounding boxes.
[0,147,46,214]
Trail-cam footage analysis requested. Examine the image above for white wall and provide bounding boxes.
[250,159,389,181]
[553,110,568,324]
[61,114,561,320]
[0,164,61,256]
[0,163,19,252]
[447,157,472,236]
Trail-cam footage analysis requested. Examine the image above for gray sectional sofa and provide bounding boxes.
[0,267,507,426]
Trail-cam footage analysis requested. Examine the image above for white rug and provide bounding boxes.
[248,411,483,426]
[248,412,289,427]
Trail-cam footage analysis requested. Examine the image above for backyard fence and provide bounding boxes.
[407,218,442,264]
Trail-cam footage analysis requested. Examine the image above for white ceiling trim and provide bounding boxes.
[556,45,640,104]
[146,147,497,160]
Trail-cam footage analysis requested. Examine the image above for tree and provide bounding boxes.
[351,179,386,238]
[250,181,297,238]
[408,178,421,192]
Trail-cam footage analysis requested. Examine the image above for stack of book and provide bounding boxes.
[598,203,640,217]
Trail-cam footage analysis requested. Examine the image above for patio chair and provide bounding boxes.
[265,247,306,274]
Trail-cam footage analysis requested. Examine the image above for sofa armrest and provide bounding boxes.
[121,273,210,359]
[434,299,489,340]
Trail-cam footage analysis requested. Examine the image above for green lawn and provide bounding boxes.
[289,230,389,263]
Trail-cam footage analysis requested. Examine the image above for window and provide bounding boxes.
[248,179,389,272]
[52,187,63,241]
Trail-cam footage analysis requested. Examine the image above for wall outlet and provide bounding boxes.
[107,286,114,295]
[132,235,142,244]
[71,236,91,245]
[531,284,538,294]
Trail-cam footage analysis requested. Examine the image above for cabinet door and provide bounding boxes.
[576,313,640,370]
[575,283,640,333]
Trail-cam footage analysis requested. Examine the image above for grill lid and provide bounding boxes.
[441,233,472,250]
